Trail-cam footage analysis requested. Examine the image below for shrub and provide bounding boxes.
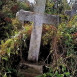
[17,2,30,11]
[0,24,32,77]
[36,65,71,77]
[0,12,13,42]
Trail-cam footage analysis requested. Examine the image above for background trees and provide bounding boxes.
[46,0,70,14]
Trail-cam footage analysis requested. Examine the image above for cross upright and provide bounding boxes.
[16,0,59,62]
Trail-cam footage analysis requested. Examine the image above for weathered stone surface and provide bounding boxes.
[19,62,42,77]
[28,26,43,61]
[34,0,46,14]
[16,0,59,62]
[28,0,46,62]
[16,10,34,22]
[16,10,59,26]
[43,14,59,26]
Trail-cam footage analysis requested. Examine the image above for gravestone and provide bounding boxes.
[65,0,77,16]
[16,0,59,62]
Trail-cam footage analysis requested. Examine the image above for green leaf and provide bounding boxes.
[55,71,58,75]
[7,48,11,57]
[2,56,8,61]
[43,73,47,77]
[64,72,70,76]
[3,73,7,77]
[57,74,64,77]
[0,1,2,6]
[1,40,4,44]
[46,73,53,76]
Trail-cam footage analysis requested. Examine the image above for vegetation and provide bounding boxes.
[45,0,70,14]
[36,65,71,77]
[0,0,30,42]
[0,0,77,77]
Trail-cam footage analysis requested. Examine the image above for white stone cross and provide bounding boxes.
[16,0,59,62]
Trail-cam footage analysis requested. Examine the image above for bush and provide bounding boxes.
[38,15,77,77]
[36,65,71,77]
[0,12,13,42]
[0,24,32,77]
[17,2,30,11]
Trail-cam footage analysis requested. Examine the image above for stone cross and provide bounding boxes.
[16,0,59,62]
[65,0,77,17]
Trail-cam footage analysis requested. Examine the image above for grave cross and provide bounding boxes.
[16,0,59,62]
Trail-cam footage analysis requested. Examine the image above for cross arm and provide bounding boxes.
[16,9,35,22]
[16,10,59,26]
[43,14,59,26]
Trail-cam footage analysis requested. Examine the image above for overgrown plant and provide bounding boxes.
[36,65,72,77]
[0,25,32,77]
